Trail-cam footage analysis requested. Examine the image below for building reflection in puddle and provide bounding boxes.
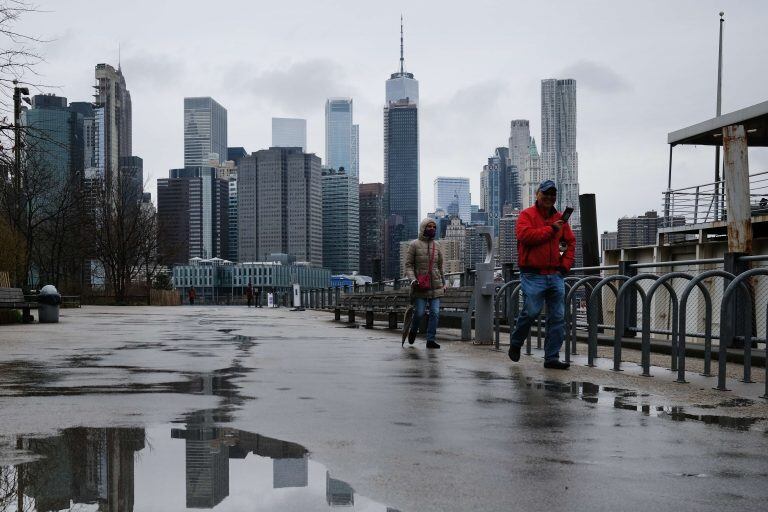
[3,419,390,511]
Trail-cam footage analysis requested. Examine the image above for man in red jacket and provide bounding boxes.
[508,180,576,369]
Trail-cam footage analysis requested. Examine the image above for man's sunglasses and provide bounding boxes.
[541,191,557,197]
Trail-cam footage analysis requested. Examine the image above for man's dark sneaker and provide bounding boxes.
[426,340,441,349]
[543,360,570,370]
[408,330,416,345]
[508,344,521,362]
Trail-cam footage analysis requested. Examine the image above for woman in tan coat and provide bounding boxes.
[405,218,445,348]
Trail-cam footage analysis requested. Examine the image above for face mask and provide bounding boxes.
[424,227,436,238]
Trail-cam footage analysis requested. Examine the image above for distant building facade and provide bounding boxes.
[359,183,385,279]
[617,211,661,248]
[499,209,521,266]
[434,177,471,224]
[94,63,132,191]
[325,98,355,175]
[184,97,227,166]
[601,231,618,253]
[21,94,84,186]
[237,147,322,266]
[383,23,419,279]
[541,79,579,225]
[271,118,306,151]
[322,167,359,275]
[157,167,229,265]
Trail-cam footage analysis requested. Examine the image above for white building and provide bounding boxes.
[272,117,307,151]
[541,78,579,225]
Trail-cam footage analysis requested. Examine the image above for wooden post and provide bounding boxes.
[723,124,752,253]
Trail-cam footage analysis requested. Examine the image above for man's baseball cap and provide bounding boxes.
[538,180,557,192]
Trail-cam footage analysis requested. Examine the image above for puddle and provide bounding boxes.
[2,420,396,511]
[521,378,768,432]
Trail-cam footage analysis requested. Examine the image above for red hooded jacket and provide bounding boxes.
[516,203,576,274]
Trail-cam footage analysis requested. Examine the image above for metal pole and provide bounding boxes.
[715,12,725,215]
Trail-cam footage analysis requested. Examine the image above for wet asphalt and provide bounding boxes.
[0,306,767,511]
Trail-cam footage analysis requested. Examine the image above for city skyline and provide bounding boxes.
[14,1,768,234]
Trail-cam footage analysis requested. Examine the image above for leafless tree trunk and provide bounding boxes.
[88,170,159,304]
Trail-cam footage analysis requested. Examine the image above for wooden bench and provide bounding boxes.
[0,287,38,323]
[333,286,475,341]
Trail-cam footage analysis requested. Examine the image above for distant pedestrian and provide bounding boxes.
[188,287,196,306]
[508,180,575,369]
[246,282,254,308]
[405,218,445,349]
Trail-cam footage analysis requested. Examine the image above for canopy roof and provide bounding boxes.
[667,100,768,147]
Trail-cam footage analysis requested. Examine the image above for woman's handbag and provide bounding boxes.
[415,242,435,291]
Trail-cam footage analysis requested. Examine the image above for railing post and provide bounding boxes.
[724,252,749,349]
[693,186,700,224]
[502,263,515,322]
[618,260,637,338]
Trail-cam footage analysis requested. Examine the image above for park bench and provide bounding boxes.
[0,287,38,323]
[334,286,475,341]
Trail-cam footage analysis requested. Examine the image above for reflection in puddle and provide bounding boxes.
[521,378,766,432]
[2,420,394,511]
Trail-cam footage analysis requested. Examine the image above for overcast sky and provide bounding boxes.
[14,0,768,233]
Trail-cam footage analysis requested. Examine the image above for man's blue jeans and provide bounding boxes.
[510,273,565,361]
[411,298,441,342]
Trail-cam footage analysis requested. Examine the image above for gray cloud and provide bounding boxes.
[232,59,356,112]
[121,51,187,88]
[560,60,630,93]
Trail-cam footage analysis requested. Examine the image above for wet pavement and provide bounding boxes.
[1,306,767,511]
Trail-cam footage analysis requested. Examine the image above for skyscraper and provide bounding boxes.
[325,98,354,175]
[434,177,471,223]
[271,118,307,151]
[481,151,507,236]
[184,97,228,167]
[359,183,385,279]
[519,136,542,209]
[237,147,322,265]
[21,94,84,186]
[508,120,533,208]
[224,147,248,262]
[94,63,132,191]
[541,79,579,224]
[351,124,359,177]
[383,19,419,278]
[157,167,229,264]
[322,168,359,274]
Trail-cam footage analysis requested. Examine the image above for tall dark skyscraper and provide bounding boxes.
[157,167,229,264]
[359,183,385,279]
[383,19,419,278]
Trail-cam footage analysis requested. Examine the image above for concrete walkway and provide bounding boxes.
[1,306,767,511]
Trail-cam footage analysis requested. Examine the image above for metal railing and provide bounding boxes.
[661,170,768,227]
[305,257,768,398]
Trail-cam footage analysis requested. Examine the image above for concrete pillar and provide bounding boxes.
[473,227,495,344]
[723,124,752,253]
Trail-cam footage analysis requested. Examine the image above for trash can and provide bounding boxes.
[38,284,62,323]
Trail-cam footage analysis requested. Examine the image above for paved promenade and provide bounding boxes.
[1,306,767,511]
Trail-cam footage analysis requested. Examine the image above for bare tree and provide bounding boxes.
[88,170,160,304]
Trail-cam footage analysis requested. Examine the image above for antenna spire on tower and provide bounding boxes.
[400,15,404,74]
